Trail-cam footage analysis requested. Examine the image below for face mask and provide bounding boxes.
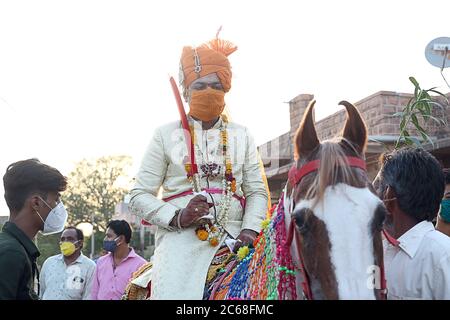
[60,240,80,257]
[36,198,68,236]
[103,237,120,253]
[440,199,450,223]
[188,88,225,121]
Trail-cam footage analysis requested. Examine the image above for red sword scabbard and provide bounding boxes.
[169,77,199,187]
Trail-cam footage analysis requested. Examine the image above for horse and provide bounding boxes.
[203,100,387,300]
[124,100,388,300]
[285,100,387,299]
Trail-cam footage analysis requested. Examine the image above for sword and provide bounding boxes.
[169,76,201,193]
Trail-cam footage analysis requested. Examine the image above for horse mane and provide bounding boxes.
[305,137,364,207]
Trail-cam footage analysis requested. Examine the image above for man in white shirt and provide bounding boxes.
[436,168,450,237]
[39,227,96,300]
[375,147,450,300]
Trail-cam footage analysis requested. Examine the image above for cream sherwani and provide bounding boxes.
[129,116,268,299]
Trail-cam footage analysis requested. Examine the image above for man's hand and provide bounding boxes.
[233,229,258,252]
[179,195,213,228]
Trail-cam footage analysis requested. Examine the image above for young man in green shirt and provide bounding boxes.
[0,159,67,299]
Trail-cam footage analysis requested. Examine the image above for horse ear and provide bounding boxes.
[339,100,368,155]
[294,100,319,160]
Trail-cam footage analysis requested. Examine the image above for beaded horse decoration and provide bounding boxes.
[205,196,297,300]
[205,100,387,300]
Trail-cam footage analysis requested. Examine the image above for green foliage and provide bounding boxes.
[36,232,61,266]
[5,155,134,267]
[63,155,132,233]
[393,77,448,149]
[81,231,106,259]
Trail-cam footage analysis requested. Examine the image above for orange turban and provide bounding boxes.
[179,38,237,99]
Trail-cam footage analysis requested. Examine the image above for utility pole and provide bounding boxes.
[91,211,95,259]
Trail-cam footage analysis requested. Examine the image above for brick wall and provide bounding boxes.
[258,90,449,199]
[289,91,450,142]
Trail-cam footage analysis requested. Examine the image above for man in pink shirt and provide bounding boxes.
[91,220,147,300]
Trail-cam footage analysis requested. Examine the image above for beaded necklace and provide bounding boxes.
[185,116,236,247]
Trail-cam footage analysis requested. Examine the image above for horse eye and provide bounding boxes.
[293,208,311,232]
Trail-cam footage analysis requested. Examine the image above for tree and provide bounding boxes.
[36,233,60,266]
[34,155,133,265]
[63,155,132,235]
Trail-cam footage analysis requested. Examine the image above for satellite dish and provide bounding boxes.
[425,37,450,68]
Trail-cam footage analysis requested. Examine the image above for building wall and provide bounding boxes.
[259,90,450,202]
[288,91,450,141]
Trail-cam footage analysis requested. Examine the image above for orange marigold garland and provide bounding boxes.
[196,228,209,241]
[186,116,235,246]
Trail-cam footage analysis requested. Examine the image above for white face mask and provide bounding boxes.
[36,197,68,236]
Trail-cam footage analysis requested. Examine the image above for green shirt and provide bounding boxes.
[0,222,40,300]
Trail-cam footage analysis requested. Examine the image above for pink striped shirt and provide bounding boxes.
[90,248,146,300]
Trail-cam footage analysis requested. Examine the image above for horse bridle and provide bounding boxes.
[285,156,388,300]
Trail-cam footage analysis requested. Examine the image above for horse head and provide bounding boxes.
[288,100,386,300]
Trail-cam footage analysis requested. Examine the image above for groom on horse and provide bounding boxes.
[128,34,268,299]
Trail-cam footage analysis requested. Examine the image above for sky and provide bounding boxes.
[0,0,449,215]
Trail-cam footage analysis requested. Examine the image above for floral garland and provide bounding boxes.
[184,116,236,247]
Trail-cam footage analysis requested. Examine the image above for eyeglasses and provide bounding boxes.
[190,82,224,91]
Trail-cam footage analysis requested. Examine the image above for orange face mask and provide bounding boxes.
[188,88,225,121]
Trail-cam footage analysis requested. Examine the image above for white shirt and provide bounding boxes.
[384,221,450,300]
[39,253,96,300]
